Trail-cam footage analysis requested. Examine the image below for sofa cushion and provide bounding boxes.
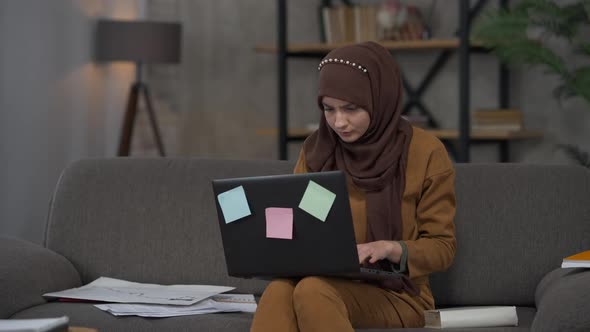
[0,237,81,318]
[11,302,254,332]
[45,158,294,296]
[531,268,590,332]
[431,164,590,307]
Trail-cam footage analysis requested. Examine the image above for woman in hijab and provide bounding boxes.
[251,41,456,331]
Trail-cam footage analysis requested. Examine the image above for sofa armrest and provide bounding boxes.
[0,236,82,318]
[531,268,590,332]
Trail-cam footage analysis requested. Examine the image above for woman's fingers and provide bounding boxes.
[357,244,371,263]
[358,253,369,264]
[358,245,375,264]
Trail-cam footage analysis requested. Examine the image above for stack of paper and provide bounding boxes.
[0,317,69,332]
[95,294,257,317]
[43,277,256,318]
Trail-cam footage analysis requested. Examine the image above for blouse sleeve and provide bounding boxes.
[293,148,308,174]
[404,147,457,279]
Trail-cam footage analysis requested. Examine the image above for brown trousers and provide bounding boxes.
[250,277,425,332]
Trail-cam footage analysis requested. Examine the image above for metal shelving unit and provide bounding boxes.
[262,0,540,162]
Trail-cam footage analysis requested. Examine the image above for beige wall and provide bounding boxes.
[0,0,144,243]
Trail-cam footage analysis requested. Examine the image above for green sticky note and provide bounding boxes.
[298,180,336,222]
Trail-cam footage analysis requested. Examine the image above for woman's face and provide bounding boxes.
[322,96,371,143]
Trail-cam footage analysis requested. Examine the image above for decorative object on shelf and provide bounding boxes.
[320,0,430,44]
[95,19,182,157]
[377,1,429,41]
[377,1,407,40]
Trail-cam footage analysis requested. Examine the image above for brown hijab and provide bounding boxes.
[303,41,418,296]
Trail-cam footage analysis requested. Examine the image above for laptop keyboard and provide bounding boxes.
[360,267,397,276]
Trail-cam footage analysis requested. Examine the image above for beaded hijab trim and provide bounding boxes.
[318,58,368,73]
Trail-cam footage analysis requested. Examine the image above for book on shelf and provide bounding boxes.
[473,109,522,120]
[424,306,518,329]
[472,124,523,131]
[472,109,523,131]
[562,250,590,268]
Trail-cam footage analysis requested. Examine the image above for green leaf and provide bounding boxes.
[553,84,577,101]
[491,40,568,76]
[514,0,557,14]
[569,66,590,104]
[471,10,529,46]
[471,0,590,106]
[577,43,590,56]
[557,144,590,168]
[512,1,589,40]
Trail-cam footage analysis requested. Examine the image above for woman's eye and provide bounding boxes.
[324,108,334,112]
[345,106,358,111]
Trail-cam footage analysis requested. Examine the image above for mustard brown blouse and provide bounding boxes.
[293,127,457,310]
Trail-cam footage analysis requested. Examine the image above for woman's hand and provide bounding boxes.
[357,241,403,264]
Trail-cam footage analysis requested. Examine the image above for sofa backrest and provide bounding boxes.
[46,159,590,302]
[45,158,294,295]
[431,164,590,307]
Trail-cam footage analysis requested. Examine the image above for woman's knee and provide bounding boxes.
[292,276,338,304]
[269,278,297,288]
[261,278,297,296]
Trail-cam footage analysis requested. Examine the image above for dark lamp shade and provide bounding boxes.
[95,19,182,64]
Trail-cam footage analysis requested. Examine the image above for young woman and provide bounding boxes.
[251,41,456,331]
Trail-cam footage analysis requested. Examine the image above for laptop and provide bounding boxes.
[211,170,402,281]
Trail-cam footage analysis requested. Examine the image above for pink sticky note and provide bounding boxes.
[265,208,293,240]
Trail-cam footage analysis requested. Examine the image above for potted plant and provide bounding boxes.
[472,0,590,166]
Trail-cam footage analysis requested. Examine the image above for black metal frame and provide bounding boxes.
[458,0,471,162]
[276,0,511,162]
[278,0,288,160]
[401,0,489,130]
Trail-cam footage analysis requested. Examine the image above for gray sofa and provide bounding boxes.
[1,158,589,332]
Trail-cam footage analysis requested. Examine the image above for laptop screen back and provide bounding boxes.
[212,171,360,278]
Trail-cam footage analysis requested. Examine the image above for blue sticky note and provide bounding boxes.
[217,186,252,223]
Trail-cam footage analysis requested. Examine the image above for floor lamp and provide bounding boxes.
[95,20,182,156]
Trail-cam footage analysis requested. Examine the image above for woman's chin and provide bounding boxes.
[338,134,359,143]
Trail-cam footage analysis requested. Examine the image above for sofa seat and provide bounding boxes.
[12,302,536,332]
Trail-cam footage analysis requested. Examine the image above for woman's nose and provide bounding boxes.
[334,111,348,128]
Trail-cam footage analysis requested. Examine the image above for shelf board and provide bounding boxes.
[255,39,486,54]
[256,128,544,141]
[427,129,544,140]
